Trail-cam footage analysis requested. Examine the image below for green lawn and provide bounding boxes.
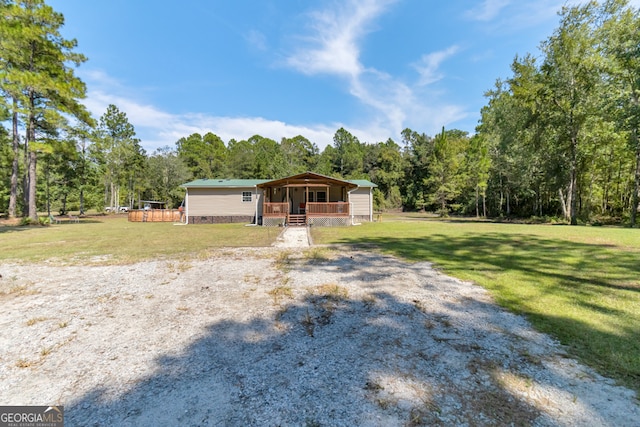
[0,215,279,264]
[311,215,640,395]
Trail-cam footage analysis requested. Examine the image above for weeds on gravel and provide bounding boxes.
[279,275,291,287]
[495,370,534,392]
[299,284,350,335]
[463,357,541,422]
[268,286,293,304]
[362,294,377,308]
[244,274,261,285]
[302,309,315,337]
[166,261,192,273]
[424,320,436,330]
[273,250,293,272]
[303,247,332,262]
[314,283,348,301]
[407,407,436,426]
[412,299,427,314]
[15,359,33,368]
[364,380,383,392]
[4,284,39,296]
[26,317,46,326]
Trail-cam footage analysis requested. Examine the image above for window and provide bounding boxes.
[308,192,315,202]
[317,191,327,202]
[242,191,252,202]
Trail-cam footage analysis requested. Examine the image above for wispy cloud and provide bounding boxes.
[285,0,395,77]
[465,0,511,21]
[284,0,466,138]
[245,29,268,51]
[465,1,579,32]
[413,45,460,86]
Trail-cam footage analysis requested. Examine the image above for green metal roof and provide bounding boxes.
[348,179,377,188]
[181,179,269,188]
[182,177,377,188]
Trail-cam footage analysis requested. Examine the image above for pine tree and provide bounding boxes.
[0,0,90,220]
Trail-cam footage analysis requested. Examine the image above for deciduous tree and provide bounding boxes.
[91,104,143,210]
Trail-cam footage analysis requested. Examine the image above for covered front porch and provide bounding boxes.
[258,172,357,226]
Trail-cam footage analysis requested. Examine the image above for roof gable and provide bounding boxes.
[257,171,357,189]
[181,172,377,189]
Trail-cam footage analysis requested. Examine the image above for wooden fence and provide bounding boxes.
[128,209,182,222]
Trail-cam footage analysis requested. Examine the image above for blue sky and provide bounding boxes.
[47,0,640,153]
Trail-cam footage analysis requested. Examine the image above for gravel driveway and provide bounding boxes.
[1,227,638,426]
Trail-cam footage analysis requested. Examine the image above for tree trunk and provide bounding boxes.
[109,182,116,210]
[631,130,639,228]
[482,188,487,218]
[569,132,578,225]
[475,186,480,218]
[61,192,68,215]
[45,162,51,215]
[8,99,20,218]
[27,150,38,221]
[79,139,86,215]
[27,97,38,222]
[498,176,504,215]
[559,188,569,220]
[22,126,29,215]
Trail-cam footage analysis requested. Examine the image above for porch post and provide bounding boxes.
[286,186,290,216]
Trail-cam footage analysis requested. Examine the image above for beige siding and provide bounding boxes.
[187,187,259,217]
[350,188,372,217]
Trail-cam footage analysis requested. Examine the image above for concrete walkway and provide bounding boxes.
[272,226,310,248]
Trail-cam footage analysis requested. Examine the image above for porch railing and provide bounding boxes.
[263,202,288,216]
[307,202,349,216]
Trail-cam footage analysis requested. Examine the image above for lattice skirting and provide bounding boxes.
[262,216,286,227]
[308,217,350,227]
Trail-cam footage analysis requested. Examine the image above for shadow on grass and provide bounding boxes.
[64,252,638,425]
[335,233,640,292]
[328,233,640,394]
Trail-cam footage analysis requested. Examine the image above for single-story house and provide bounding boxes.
[181,171,377,226]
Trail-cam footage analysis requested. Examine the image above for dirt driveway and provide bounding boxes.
[1,228,638,426]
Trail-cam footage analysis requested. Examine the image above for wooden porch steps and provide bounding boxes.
[288,214,307,226]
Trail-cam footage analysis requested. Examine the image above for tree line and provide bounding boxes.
[1,0,639,225]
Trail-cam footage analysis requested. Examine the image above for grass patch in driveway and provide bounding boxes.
[311,216,640,395]
[0,216,279,264]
